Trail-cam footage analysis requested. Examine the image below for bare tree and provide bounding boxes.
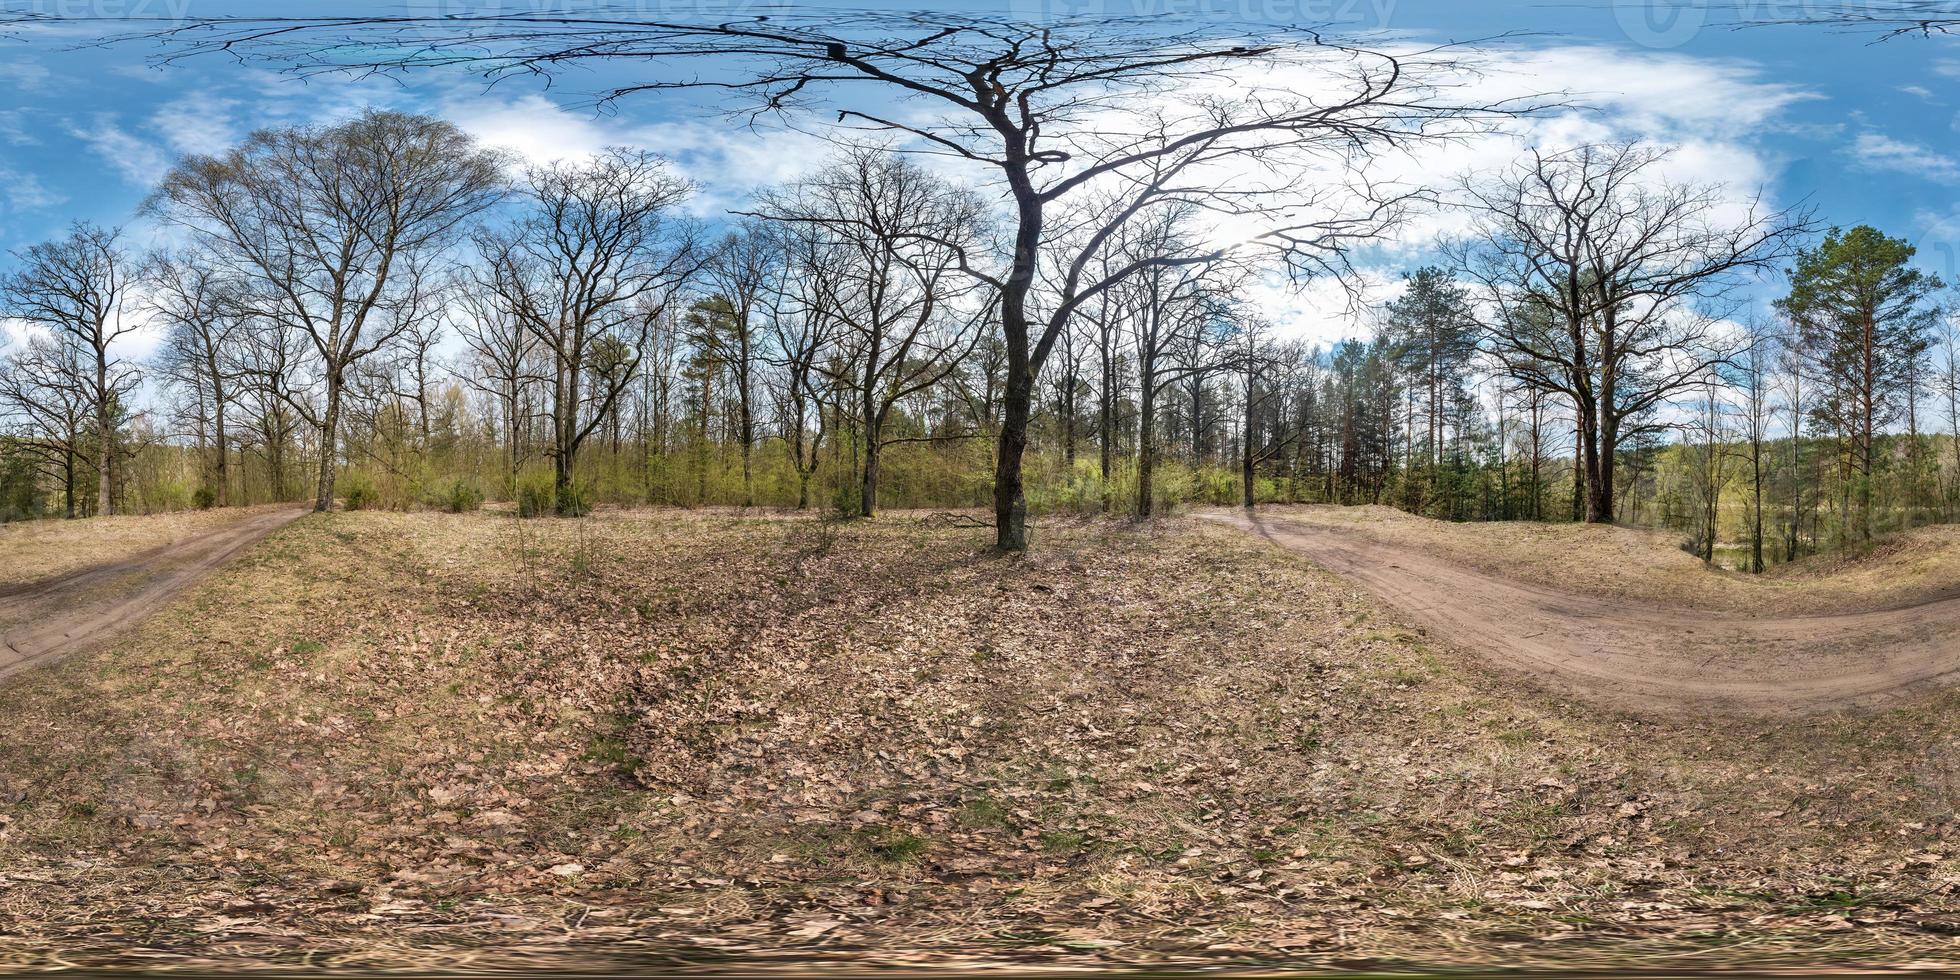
[148,250,248,506]
[234,315,308,503]
[148,110,506,512]
[1730,327,1777,573]
[472,148,700,513]
[0,336,91,517]
[1118,214,1244,517]
[699,224,782,508]
[1235,317,1301,509]
[454,278,538,496]
[1450,141,1810,524]
[762,225,837,511]
[0,222,140,516]
[128,11,1541,550]
[754,148,987,518]
[1687,377,1729,565]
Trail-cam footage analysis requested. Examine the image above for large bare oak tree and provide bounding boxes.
[147,110,506,512]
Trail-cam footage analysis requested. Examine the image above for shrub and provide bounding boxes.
[192,485,217,510]
[517,470,555,518]
[438,478,484,514]
[557,479,592,518]
[140,479,195,514]
[340,472,378,511]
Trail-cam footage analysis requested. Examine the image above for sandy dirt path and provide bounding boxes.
[1207,509,1960,715]
[0,507,308,682]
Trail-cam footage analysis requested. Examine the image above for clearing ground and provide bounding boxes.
[0,506,307,681]
[0,505,298,590]
[1253,503,1960,614]
[1205,507,1960,715]
[0,508,1955,973]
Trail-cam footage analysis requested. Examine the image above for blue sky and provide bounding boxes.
[1,0,1958,346]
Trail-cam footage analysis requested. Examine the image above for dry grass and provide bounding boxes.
[0,505,293,589]
[1262,504,1960,613]
[0,507,1955,972]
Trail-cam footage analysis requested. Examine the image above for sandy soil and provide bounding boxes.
[1253,505,1960,614]
[0,507,307,680]
[0,505,302,589]
[1207,507,1960,715]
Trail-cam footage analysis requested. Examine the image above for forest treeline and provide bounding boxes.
[0,17,1955,567]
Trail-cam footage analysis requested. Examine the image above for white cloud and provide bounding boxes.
[0,110,34,147]
[1852,131,1960,183]
[1150,41,1819,342]
[0,168,65,212]
[64,114,172,188]
[150,91,240,156]
[0,61,52,93]
[1499,46,1817,137]
[1249,268,1407,348]
[1199,42,1813,262]
[438,91,834,214]
[1901,84,1936,100]
[439,93,613,165]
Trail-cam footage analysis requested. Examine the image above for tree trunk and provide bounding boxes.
[1571,410,1585,522]
[1585,433,1614,523]
[1062,383,1076,468]
[860,443,879,518]
[95,400,114,518]
[1137,379,1157,518]
[991,169,1040,553]
[739,379,754,508]
[214,383,230,508]
[1098,362,1113,511]
[742,441,754,508]
[1241,427,1255,509]
[63,443,76,519]
[1752,451,1765,574]
[994,365,1032,546]
[314,374,341,513]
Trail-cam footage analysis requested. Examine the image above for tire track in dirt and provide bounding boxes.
[1206,509,1960,715]
[0,507,308,682]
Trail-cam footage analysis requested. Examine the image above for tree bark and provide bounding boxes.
[314,373,341,512]
[94,349,114,517]
[991,163,1040,552]
[1137,377,1157,518]
[860,443,879,518]
[63,443,77,519]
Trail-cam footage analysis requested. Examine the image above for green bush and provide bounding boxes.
[517,470,555,518]
[557,479,592,517]
[340,472,378,511]
[436,478,484,514]
[192,485,217,510]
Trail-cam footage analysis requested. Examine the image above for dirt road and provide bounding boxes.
[1209,509,1960,715]
[0,507,307,682]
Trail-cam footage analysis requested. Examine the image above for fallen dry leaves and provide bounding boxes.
[0,507,1954,972]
